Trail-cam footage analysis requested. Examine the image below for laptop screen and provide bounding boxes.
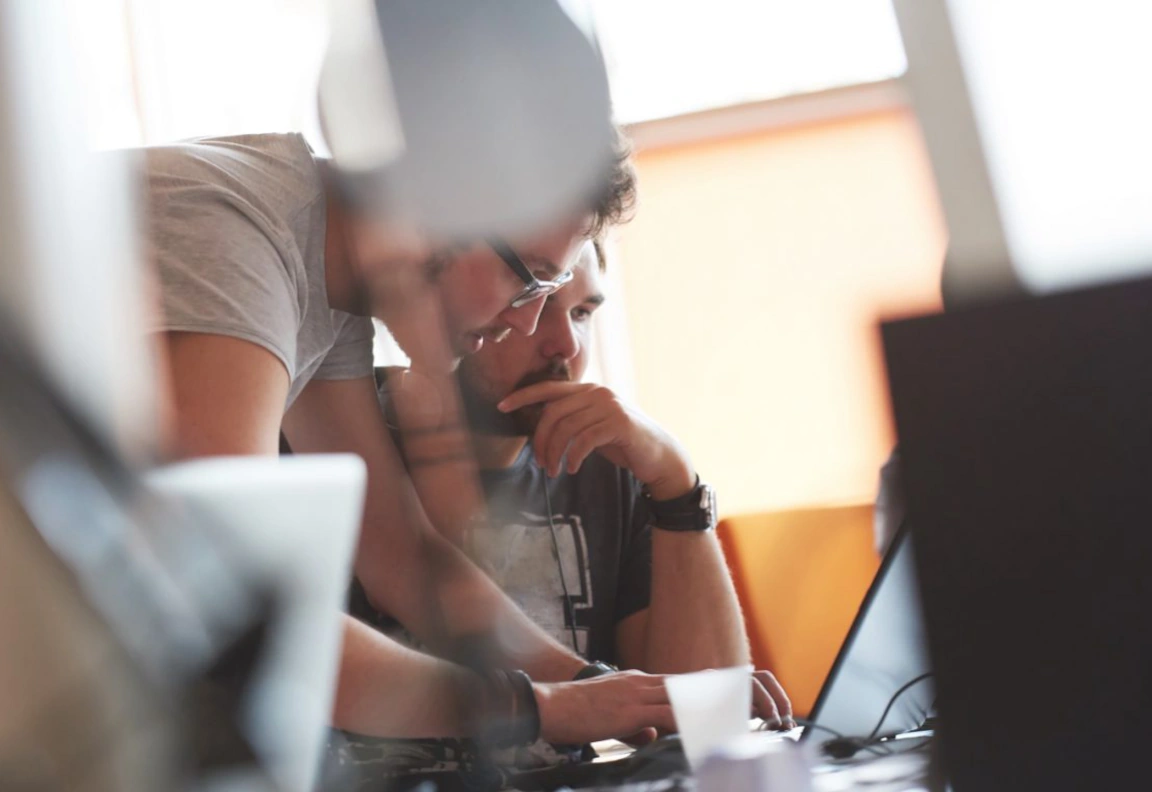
[804,527,934,742]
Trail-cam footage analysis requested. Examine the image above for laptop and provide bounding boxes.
[803,525,934,748]
[883,275,1152,790]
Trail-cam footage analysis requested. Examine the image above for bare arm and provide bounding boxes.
[338,618,678,743]
[498,380,749,672]
[282,375,585,681]
[502,380,792,725]
[614,530,794,728]
[161,331,686,740]
[335,617,471,736]
[615,530,749,674]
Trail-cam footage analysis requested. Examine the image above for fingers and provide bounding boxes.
[638,678,671,705]
[638,703,678,735]
[622,727,658,747]
[751,677,782,727]
[535,402,599,473]
[565,414,626,474]
[752,670,795,730]
[560,420,616,475]
[533,389,615,474]
[498,380,595,412]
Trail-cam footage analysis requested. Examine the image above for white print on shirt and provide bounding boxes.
[472,512,592,656]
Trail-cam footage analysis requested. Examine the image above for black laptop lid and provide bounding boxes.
[882,275,1152,791]
[805,526,933,743]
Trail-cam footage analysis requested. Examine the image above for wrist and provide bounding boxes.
[472,669,541,748]
[643,455,697,502]
[644,476,718,533]
[531,682,557,742]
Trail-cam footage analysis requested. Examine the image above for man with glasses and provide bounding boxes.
[358,237,794,781]
[145,121,680,754]
[458,238,792,723]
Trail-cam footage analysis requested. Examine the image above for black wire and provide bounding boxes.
[867,672,934,741]
[543,481,582,655]
[791,719,891,758]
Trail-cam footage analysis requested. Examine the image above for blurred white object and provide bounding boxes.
[318,0,405,173]
[895,0,1152,303]
[664,665,752,771]
[0,0,157,460]
[319,0,613,238]
[146,455,367,792]
[697,732,813,792]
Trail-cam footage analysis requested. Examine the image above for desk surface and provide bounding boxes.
[581,735,932,792]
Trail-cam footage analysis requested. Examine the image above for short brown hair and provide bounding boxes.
[586,127,637,240]
[591,236,608,273]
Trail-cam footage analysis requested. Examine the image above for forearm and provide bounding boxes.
[335,619,679,745]
[281,377,584,683]
[356,523,585,682]
[640,530,750,673]
[333,615,473,737]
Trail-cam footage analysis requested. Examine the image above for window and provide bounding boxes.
[588,0,907,123]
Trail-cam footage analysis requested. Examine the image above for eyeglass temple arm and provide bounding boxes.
[488,238,537,285]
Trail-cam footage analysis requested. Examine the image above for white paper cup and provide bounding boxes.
[664,665,753,770]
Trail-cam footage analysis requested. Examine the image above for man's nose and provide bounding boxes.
[539,314,580,361]
[497,296,547,337]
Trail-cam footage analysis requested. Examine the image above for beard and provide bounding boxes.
[458,358,573,437]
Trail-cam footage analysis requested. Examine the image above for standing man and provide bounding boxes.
[144,0,679,745]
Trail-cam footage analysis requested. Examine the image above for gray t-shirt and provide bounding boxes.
[144,132,374,407]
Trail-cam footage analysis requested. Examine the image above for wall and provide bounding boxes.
[615,105,946,516]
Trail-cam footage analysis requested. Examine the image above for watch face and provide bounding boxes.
[701,484,717,530]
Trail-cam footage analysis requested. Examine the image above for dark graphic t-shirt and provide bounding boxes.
[330,443,655,785]
[471,443,653,664]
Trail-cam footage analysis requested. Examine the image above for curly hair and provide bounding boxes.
[586,127,638,240]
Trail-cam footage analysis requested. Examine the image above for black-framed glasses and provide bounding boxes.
[489,239,575,309]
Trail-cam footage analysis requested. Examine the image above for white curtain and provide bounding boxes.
[67,0,329,150]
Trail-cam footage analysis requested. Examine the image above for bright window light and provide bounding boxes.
[589,0,907,123]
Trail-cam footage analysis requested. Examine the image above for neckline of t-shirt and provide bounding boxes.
[479,441,538,483]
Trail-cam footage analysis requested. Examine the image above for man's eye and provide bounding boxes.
[572,307,593,322]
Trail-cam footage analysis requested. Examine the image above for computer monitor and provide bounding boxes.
[805,526,934,744]
[883,274,1152,790]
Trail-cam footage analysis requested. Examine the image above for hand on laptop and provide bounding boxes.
[752,668,796,730]
[534,670,676,745]
[498,382,696,500]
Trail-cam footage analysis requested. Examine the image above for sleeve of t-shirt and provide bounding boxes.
[147,179,302,380]
[314,314,375,381]
[615,473,654,622]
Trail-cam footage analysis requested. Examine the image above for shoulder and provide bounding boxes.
[143,132,322,218]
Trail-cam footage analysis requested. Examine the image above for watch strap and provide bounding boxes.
[573,661,618,681]
[644,476,717,532]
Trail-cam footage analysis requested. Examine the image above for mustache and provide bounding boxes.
[513,359,573,391]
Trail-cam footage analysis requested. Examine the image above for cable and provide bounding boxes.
[542,480,582,655]
[790,720,891,759]
[867,672,934,741]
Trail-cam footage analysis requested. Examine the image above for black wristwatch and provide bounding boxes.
[573,660,618,681]
[644,476,717,532]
